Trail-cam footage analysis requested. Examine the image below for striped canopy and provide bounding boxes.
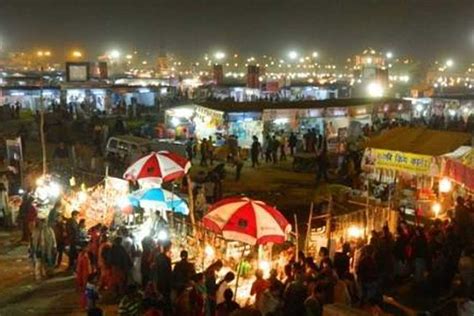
[123,151,191,183]
[130,188,189,215]
[202,197,290,245]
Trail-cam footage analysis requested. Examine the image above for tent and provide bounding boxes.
[363,127,472,175]
[443,146,474,191]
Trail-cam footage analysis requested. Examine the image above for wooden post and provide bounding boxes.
[326,195,333,252]
[36,65,47,175]
[234,244,247,300]
[186,174,195,228]
[294,213,299,261]
[365,177,370,237]
[305,202,314,253]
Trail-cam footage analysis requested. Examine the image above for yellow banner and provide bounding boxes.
[364,148,437,175]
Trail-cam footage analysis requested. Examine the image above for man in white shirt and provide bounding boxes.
[216,271,235,304]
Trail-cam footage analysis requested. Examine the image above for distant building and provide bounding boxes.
[351,48,389,97]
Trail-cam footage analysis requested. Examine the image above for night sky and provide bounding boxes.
[1,0,473,61]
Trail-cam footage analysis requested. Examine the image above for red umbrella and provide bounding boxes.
[123,151,191,183]
[202,197,291,245]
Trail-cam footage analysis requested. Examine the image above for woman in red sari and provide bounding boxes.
[108,237,132,297]
[76,243,94,309]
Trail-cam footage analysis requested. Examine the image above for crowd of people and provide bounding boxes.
[0,101,21,120]
[15,184,472,316]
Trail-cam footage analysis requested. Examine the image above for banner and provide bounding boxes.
[363,148,438,175]
[444,158,474,192]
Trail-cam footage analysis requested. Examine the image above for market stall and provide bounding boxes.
[442,146,474,192]
[362,127,471,222]
[202,196,291,304]
[164,105,225,141]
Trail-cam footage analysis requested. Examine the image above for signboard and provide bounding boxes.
[6,137,23,162]
[66,62,90,82]
[363,148,438,175]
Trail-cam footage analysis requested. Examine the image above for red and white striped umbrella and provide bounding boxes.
[123,151,191,183]
[203,197,291,245]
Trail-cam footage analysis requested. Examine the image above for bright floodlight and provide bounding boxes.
[312,51,319,58]
[386,52,393,59]
[446,59,454,67]
[72,51,82,58]
[367,82,384,97]
[214,51,226,60]
[109,50,121,59]
[288,51,298,60]
[157,230,168,241]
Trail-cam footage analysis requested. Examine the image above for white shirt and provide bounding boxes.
[216,281,229,305]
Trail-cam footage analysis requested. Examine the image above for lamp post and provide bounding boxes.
[39,66,47,175]
[36,51,49,175]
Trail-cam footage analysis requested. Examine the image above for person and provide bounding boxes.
[227,135,239,163]
[234,158,244,181]
[318,247,330,268]
[18,195,32,242]
[186,138,194,161]
[173,250,196,295]
[200,138,209,166]
[118,284,143,316]
[259,282,282,316]
[205,259,224,315]
[267,268,284,297]
[0,183,9,227]
[279,131,287,161]
[84,274,100,312]
[250,269,269,310]
[53,142,69,160]
[264,135,272,163]
[216,271,235,305]
[25,196,38,243]
[250,136,261,168]
[216,288,240,316]
[304,281,324,316]
[141,236,156,289]
[189,273,206,316]
[271,136,280,164]
[30,218,57,281]
[98,234,112,290]
[412,226,428,285]
[284,264,307,315]
[47,200,61,228]
[356,245,379,305]
[78,219,89,247]
[208,136,215,166]
[77,242,95,298]
[334,243,351,280]
[288,132,297,156]
[315,144,329,185]
[53,215,67,267]
[114,117,126,135]
[66,210,80,270]
[455,196,472,245]
[153,241,172,315]
[109,236,133,297]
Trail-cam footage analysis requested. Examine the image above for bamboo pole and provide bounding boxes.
[186,174,195,228]
[305,202,314,253]
[326,195,333,252]
[294,213,299,261]
[234,244,247,300]
[39,68,47,175]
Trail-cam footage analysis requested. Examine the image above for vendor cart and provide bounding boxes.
[292,152,318,172]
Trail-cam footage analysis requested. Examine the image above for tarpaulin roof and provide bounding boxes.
[365,127,472,156]
[197,97,406,113]
[443,146,474,191]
